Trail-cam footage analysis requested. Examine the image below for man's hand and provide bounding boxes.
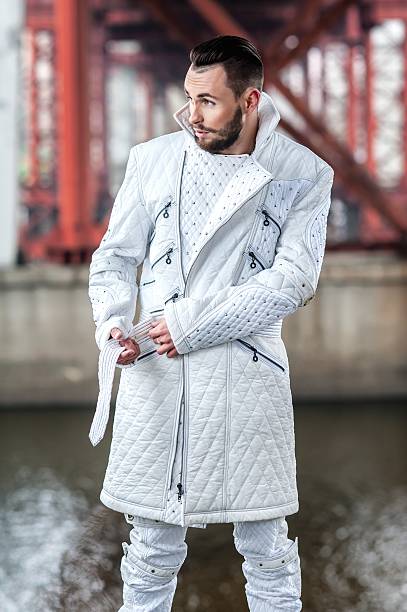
[148,318,179,358]
[110,328,141,365]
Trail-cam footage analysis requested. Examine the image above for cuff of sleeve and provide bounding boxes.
[95,316,132,351]
[164,299,191,355]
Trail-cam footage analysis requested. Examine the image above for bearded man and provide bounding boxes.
[88,35,334,612]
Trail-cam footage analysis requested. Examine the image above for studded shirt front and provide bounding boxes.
[179,145,249,277]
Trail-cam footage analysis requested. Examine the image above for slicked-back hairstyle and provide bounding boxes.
[189,35,264,98]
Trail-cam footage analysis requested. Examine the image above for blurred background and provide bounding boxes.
[0,0,407,611]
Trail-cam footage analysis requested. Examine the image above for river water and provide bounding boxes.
[1,403,406,612]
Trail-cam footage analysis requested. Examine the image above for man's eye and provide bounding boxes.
[202,99,214,106]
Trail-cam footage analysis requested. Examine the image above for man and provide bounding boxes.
[88,35,334,611]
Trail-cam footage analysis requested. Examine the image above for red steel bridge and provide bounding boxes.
[21,0,407,263]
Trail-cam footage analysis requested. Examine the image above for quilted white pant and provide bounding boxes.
[118,514,302,611]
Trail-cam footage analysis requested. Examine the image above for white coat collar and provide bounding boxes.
[173,90,280,159]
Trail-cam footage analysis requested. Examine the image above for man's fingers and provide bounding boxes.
[117,349,139,365]
[122,338,138,350]
[110,327,123,340]
[156,342,173,355]
[156,341,179,356]
[151,333,171,345]
[121,349,136,358]
[148,324,165,339]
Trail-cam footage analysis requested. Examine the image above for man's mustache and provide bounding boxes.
[189,123,217,133]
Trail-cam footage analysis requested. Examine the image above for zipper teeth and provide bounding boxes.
[236,339,285,372]
[179,363,187,502]
[174,150,188,504]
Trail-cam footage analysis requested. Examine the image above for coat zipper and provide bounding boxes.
[171,159,272,509]
[248,250,266,270]
[154,200,172,224]
[261,209,281,234]
[177,397,185,502]
[229,194,274,285]
[236,339,285,372]
[167,150,187,508]
[178,363,188,503]
[149,201,173,243]
[150,243,175,270]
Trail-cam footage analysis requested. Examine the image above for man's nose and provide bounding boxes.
[189,103,203,125]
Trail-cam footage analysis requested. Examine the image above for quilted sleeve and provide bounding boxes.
[88,146,153,350]
[164,163,334,354]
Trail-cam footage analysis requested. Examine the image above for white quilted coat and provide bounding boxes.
[88,91,334,527]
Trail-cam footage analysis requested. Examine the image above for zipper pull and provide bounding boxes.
[163,202,171,218]
[164,291,179,306]
[177,482,184,501]
[165,247,173,264]
[252,348,259,362]
[261,209,270,226]
[248,251,257,269]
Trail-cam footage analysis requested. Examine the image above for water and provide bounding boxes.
[0,403,406,612]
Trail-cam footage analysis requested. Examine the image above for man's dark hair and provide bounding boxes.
[189,35,264,98]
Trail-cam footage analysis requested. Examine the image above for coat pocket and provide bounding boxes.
[235,338,286,374]
[149,198,174,244]
[150,240,177,271]
[233,207,281,285]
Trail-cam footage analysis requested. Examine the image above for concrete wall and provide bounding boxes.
[0,252,406,406]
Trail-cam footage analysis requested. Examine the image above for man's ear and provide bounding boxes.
[244,88,261,114]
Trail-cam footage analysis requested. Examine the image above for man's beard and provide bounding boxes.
[192,105,243,153]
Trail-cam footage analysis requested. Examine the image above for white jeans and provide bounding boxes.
[118,514,302,611]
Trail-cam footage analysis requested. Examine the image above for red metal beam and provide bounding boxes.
[54,0,91,256]
[264,0,322,65]
[142,0,197,47]
[188,0,251,39]
[270,76,406,234]
[346,6,359,154]
[266,0,355,72]
[403,20,407,187]
[364,30,375,175]
[187,0,406,239]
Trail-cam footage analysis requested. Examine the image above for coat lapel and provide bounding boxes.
[186,156,273,273]
[172,91,280,284]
